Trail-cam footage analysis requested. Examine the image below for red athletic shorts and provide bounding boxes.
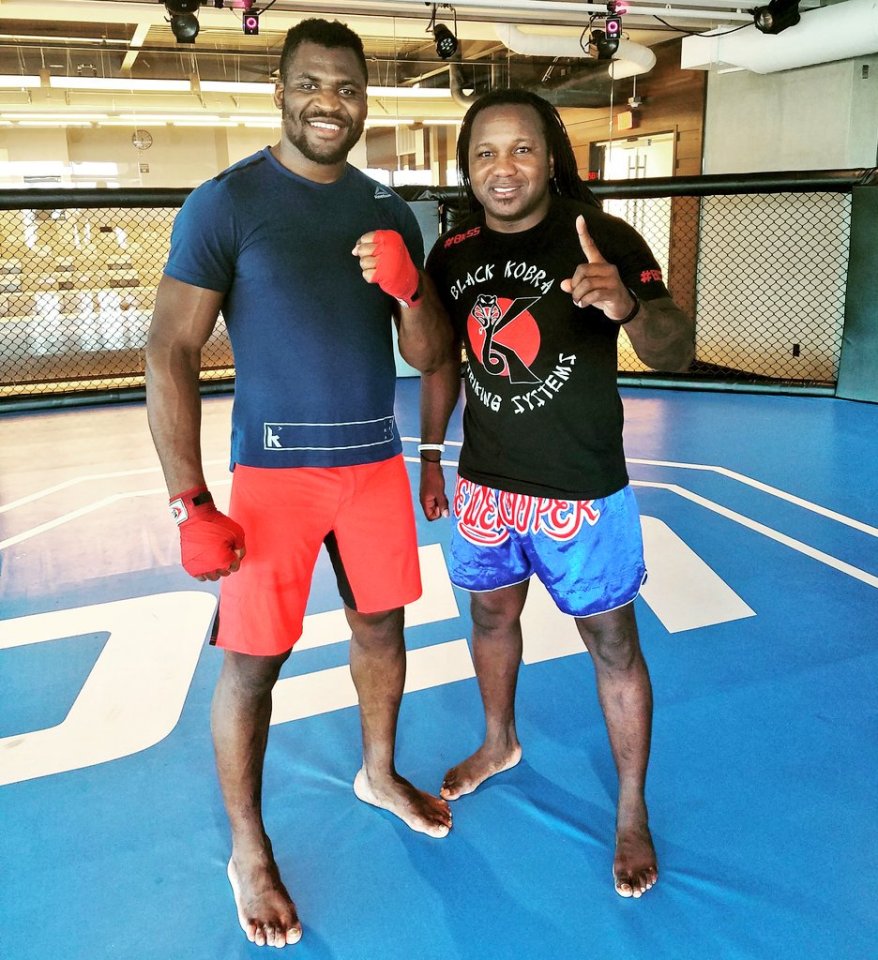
[214,455,422,656]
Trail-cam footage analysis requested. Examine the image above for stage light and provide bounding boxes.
[243,10,260,35]
[605,15,622,47]
[590,23,620,60]
[752,0,801,34]
[433,23,458,60]
[588,8,623,61]
[165,0,201,44]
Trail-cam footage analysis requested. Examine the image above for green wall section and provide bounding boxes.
[837,185,878,403]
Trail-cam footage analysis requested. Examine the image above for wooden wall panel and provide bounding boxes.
[561,38,706,178]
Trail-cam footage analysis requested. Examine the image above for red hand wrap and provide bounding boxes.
[169,485,245,578]
[370,230,420,306]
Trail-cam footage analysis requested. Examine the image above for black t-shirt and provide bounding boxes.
[426,196,670,499]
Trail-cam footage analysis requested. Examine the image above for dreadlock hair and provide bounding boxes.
[278,18,368,85]
[456,88,600,213]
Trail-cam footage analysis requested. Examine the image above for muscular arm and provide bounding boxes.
[145,274,225,495]
[353,230,453,374]
[621,295,695,373]
[393,270,455,374]
[561,215,694,374]
[418,340,463,520]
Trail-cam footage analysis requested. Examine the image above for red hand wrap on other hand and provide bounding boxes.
[370,230,420,306]
[169,485,245,578]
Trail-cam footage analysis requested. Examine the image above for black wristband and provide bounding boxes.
[617,289,641,325]
[419,453,442,463]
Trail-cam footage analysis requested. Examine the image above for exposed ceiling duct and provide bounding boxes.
[445,23,656,109]
[448,56,618,108]
[681,0,878,74]
[494,23,657,80]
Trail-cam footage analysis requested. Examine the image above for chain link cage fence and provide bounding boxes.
[0,172,865,408]
[601,189,851,383]
[0,195,231,405]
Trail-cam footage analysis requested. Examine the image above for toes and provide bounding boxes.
[440,779,465,801]
[425,804,452,838]
[423,810,452,838]
[286,925,303,945]
[615,877,634,898]
[615,867,658,898]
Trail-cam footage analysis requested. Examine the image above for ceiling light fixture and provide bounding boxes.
[751,0,801,33]
[117,113,222,123]
[428,5,459,60]
[16,120,94,127]
[584,4,624,62]
[2,112,110,121]
[50,77,191,92]
[369,85,453,99]
[242,10,260,35]
[199,80,273,94]
[433,23,458,59]
[0,75,41,88]
[165,0,201,44]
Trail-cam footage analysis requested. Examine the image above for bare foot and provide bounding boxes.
[353,768,452,838]
[227,857,303,948]
[441,742,522,800]
[613,822,658,899]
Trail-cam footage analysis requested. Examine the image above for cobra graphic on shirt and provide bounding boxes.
[463,287,577,416]
[469,294,542,384]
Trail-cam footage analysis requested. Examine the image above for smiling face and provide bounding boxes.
[467,103,555,233]
[272,41,367,181]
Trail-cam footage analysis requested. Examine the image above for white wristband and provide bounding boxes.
[417,443,445,453]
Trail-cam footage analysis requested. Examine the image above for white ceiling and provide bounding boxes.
[0,0,826,125]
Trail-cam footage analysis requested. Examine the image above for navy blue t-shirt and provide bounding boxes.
[164,147,424,468]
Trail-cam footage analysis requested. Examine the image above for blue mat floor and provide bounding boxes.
[1,380,876,960]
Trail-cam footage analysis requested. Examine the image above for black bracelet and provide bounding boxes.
[617,289,641,325]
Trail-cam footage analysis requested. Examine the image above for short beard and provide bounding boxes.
[290,130,354,166]
[283,104,363,166]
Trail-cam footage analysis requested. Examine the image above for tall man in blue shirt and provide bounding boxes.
[146,18,452,949]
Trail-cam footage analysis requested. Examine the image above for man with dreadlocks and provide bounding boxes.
[419,89,694,898]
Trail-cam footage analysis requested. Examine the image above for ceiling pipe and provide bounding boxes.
[681,0,878,74]
[493,23,657,80]
[448,58,480,108]
[448,51,620,109]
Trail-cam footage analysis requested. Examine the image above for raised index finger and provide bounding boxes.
[575,214,606,264]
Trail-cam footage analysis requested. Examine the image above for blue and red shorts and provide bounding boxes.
[448,477,646,618]
[215,455,421,656]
